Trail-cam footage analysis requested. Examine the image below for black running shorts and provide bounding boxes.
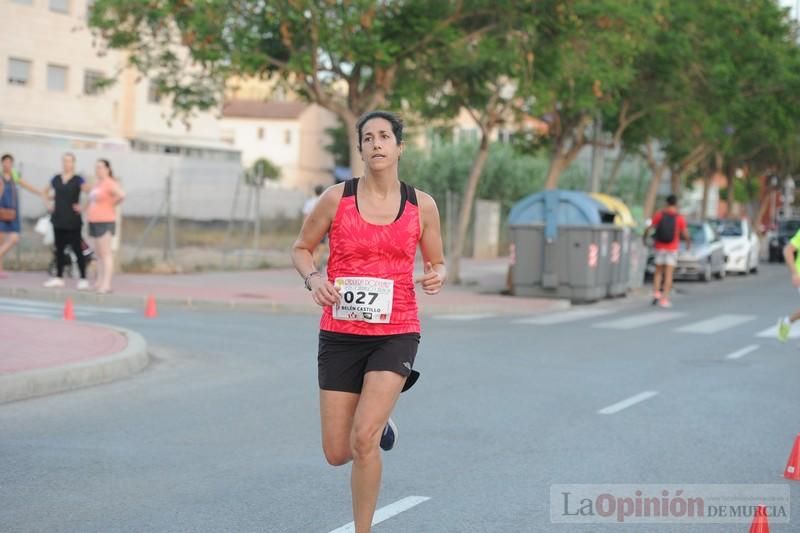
[318,330,420,394]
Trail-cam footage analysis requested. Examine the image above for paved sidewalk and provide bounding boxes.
[0,258,573,316]
[0,314,148,404]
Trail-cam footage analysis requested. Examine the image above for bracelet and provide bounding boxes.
[304,271,321,291]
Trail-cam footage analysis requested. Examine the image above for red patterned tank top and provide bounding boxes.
[320,178,421,335]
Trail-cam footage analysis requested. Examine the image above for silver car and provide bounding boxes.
[675,221,727,281]
[646,221,727,281]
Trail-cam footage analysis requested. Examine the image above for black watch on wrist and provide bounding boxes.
[304,271,320,291]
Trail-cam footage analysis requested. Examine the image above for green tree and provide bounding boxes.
[324,120,350,168]
[536,0,657,189]
[90,0,487,176]
[248,158,281,184]
[397,0,537,281]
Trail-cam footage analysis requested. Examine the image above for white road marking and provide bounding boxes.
[514,308,616,325]
[0,297,133,314]
[594,312,685,330]
[433,314,496,321]
[598,391,659,415]
[676,314,756,334]
[0,308,54,319]
[756,323,800,339]
[327,496,431,533]
[0,303,96,318]
[725,344,760,360]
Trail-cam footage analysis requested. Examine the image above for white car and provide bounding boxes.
[711,218,760,274]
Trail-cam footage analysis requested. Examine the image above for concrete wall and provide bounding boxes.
[0,138,305,221]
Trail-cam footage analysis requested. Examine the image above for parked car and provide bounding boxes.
[646,221,726,281]
[769,218,800,263]
[710,218,759,274]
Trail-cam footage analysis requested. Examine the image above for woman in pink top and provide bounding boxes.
[87,159,125,293]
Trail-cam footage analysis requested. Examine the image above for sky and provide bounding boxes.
[780,0,799,20]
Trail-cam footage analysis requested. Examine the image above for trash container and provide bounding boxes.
[627,237,647,291]
[508,190,617,303]
[590,193,640,297]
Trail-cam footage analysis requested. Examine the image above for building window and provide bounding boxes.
[86,0,95,21]
[49,0,70,14]
[8,58,31,86]
[257,127,265,140]
[147,81,163,104]
[84,70,103,95]
[47,64,68,92]
[11,0,34,5]
[284,129,291,145]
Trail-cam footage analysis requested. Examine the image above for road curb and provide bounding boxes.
[0,324,149,405]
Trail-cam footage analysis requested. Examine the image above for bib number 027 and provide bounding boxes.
[342,290,379,305]
[332,277,394,324]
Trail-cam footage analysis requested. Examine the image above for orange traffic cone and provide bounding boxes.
[63,297,75,320]
[749,505,770,533]
[144,295,158,318]
[784,434,800,481]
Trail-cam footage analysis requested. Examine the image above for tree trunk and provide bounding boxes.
[604,147,626,194]
[545,141,586,190]
[449,132,491,284]
[726,163,736,216]
[643,165,666,220]
[700,172,712,220]
[671,171,681,196]
[341,111,363,178]
[544,151,568,190]
[755,189,773,233]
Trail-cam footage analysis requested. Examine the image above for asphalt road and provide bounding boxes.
[1,264,799,533]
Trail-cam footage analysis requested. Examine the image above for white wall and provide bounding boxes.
[220,116,301,169]
[296,105,338,192]
[0,137,304,221]
[132,79,224,143]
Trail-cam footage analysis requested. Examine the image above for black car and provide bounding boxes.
[768,219,800,262]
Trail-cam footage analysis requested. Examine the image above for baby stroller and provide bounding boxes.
[48,238,94,279]
[35,215,95,279]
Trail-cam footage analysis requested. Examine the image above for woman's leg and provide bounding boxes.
[69,229,87,279]
[96,233,114,291]
[91,233,103,287]
[54,228,68,278]
[0,232,20,272]
[350,370,406,533]
[320,390,360,466]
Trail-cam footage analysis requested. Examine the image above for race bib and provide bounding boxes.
[332,277,394,323]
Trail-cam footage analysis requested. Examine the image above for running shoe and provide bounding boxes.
[76,280,90,291]
[380,418,398,451]
[778,317,791,342]
[657,298,672,309]
[43,278,65,288]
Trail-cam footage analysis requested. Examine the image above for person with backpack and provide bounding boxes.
[645,194,691,308]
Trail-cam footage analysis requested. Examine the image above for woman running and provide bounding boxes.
[292,110,446,533]
[87,159,125,293]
